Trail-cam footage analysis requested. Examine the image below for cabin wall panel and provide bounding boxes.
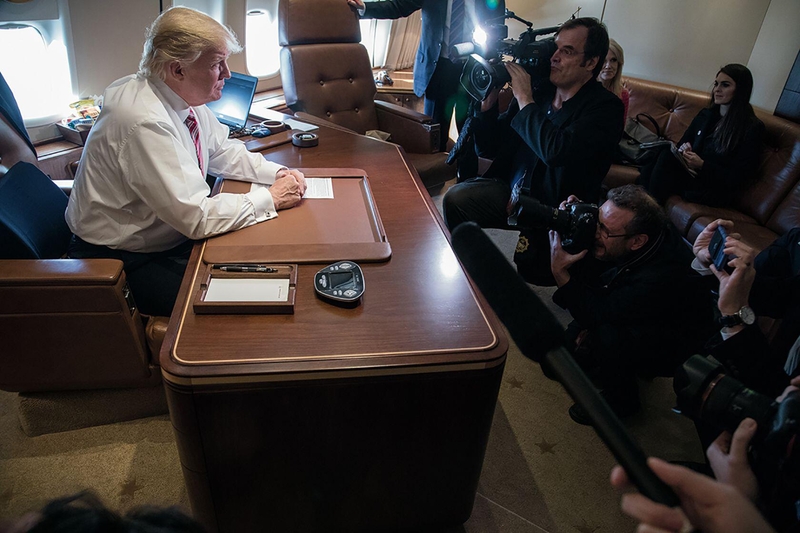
[68,0,161,97]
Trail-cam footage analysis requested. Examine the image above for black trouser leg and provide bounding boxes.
[68,236,193,317]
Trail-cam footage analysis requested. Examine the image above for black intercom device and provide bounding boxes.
[314,261,365,306]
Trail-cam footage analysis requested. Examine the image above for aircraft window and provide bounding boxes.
[246,8,279,77]
[359,19,392,68]
[0,23,73,124]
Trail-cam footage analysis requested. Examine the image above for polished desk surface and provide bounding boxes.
[160,121,506,384]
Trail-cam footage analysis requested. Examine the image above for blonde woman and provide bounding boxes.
[598,39,629,121]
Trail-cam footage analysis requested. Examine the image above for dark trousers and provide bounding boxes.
[68,236,193,317]
[424,58,477,180]
[568,323,642,407]
[636,147,687,204]
[442,177,556,285]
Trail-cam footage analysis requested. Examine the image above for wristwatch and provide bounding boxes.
[718,306,756,327]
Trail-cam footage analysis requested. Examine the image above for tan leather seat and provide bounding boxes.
[277,0,456,189]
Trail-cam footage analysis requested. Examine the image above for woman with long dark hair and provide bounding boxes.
[638,63,764,207]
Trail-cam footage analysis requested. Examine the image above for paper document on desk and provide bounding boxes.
[205,278,289,302]
[250,178,333,199]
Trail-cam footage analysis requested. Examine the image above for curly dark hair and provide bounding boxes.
[606,184,667,239]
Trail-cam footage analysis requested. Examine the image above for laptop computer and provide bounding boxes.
[205,71,258,135]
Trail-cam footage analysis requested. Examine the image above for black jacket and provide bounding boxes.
[678,107,764,206]
[553,225,714,375]
[474,79,624,206]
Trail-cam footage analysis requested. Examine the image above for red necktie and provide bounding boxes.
[184,109,204,175]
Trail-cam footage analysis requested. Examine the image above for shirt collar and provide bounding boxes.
[148,76,193,122]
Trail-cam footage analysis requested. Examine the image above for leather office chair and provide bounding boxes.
[277,0,456,189]
[0,161,168,434]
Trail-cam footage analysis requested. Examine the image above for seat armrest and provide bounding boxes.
[375,101,440,154]
[293,111,358,135]
[144,315,170,359]
[0,258,160,392]
[0,258,123,287]
[374,100,432,123]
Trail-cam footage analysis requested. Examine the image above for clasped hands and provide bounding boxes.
[677,142,704,171]
[270,168,306,210]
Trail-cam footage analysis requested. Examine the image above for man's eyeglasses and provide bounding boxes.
[554,47,584,58]
[598,222,634,239]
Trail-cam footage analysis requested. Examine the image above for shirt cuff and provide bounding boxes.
[258,159,287,185]
[691,257,713,276]
[246,186,278,222]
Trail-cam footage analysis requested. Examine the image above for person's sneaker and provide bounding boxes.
[568,391,640,426]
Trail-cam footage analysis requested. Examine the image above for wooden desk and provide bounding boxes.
[160,123,508,532]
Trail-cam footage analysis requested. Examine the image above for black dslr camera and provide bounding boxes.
[507,195,598,255]
[451,11,559,102]
[674,355,800,498]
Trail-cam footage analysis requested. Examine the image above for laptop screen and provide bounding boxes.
[205,72,258,130]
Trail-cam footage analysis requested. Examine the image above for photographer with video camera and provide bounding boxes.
[443,17,624,285]
[547,185,714,425]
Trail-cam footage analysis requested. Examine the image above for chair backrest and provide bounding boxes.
[278,0,380,134]
[0,161,72,259]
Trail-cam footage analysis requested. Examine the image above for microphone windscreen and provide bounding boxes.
[451,222,565,362]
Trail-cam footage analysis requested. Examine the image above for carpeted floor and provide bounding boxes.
[0,181,705,531]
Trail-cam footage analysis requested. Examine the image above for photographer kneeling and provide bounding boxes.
[548,185,714,424]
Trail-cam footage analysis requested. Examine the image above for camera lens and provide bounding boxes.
[470,65,492,94]
[674,355,775,440]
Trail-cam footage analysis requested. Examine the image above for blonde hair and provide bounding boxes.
[600,38,625,97]
[138,7,242,81]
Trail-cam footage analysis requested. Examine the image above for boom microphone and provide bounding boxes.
[451,222,681,508]
[451,222,564,362]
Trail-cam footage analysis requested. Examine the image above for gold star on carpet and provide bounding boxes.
[534,438,557,455]
[574,518,600,533]
[506,376,524,389]
[119,477,143,502]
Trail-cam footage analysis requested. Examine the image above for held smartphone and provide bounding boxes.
[708,226,735,272]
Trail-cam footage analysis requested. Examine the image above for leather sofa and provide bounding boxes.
[604,77,800,252]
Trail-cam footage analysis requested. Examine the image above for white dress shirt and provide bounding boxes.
[66,75,285,253]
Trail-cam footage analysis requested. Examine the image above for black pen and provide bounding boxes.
[213,264,277,273]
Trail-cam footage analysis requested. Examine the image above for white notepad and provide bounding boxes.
[204,278,290,302]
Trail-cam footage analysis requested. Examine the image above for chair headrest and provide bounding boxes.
[279,0,362,46]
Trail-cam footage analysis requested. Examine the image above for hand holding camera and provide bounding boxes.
[505,62,534,108]
[693,218,735,268]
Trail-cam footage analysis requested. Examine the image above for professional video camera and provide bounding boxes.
[451,10,560,102]
[507,194,598,254]
[674,354,800,513]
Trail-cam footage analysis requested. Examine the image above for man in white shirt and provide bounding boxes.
[66,7,305,316]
